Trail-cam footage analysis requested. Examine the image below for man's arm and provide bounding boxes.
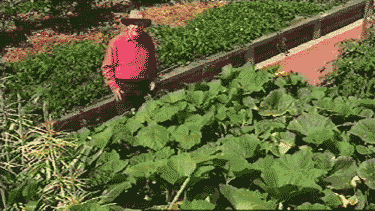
[146,35,160,83]
[101,42,120,90]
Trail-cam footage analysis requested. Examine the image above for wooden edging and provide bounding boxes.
[43,0,373,134]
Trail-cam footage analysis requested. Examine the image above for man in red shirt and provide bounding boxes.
[101,10,158,113]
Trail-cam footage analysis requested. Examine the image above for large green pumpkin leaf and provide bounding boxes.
[304,128,337,146]
[152,104,180,123]
[201,105,216,127]
[95,149,120,167]
[69,127,91,144]
[136,124,169,151]
[171,122,203,150]
[349,118,375,144]
[216,104,228,121]
[207,79,226,96]
[348,97,375,108]
[270,150,325,191]
[175,101,188,111]
[217,93,230,104]
[87,126,113,149]
[287,112,339,139]
[103,116,128,129]
[183,143,218,167]
[226,107,244,127]
[258,89,296,117]
[154,146,175,161]
[331,96,355,117]
[187,90,208,107]
[160,89,186,104]
[356,145,374,155]
[172,126,189,143]
[312,151,336,171]
[228,87,239,101]
[355,107,375,118]
[337,139,355,157]
[180,200,216,210]
[111,122,138,146]
[270,131,296,157]
[313,96,355,118]
[219,134,261,160]
[219,184,278,210]
[184,111,214,131]
[124,159,168,178]
[89,150,129,187]
[135,99,162,123]
[321,189,343,209]
[252,155,276,172]
[218,64,240,82]
[125,118,144,135]
[295,203,331,210]
[243,96,260,110]
[324,156,358,190]
[159,153,196,184]
[254,119,285,137]
[358,158,375,190]
[297,86,326,102]
[70,202,110,211]
[185,114,203,125]
[235,67,272,93]
[128,152,156,166]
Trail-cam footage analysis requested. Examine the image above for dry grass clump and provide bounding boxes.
[0,72,90,210]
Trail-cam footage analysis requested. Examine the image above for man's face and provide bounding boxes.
[127,24,144,33]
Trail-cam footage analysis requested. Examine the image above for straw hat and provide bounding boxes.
[121,9,152,28]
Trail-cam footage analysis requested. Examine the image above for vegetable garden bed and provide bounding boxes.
[45,39,375,209]
[0,0,352,129]
[2,0,375,210]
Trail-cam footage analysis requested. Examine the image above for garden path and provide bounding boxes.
[254,17,374,87]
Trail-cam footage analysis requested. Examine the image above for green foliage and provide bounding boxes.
[1,0,100,17]
[320,36,375,100]
[2,0,54,15]
[145,0,340,67]
[56,60,375,209]
[3,0,375,210]
[70,202,113,211]
[4,39,111,125]
[4,175,44,209]
[295,202,332,210]
[358,158,375,190]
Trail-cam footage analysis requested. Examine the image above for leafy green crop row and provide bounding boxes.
[2,0,54,15]
[3,39,113,126]
[145,0,346,67]
[319,36,375,100]
[1,0,104,17]
[21,55,373,210]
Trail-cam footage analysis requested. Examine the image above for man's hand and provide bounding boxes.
[112,88,124,101]
[150,81,155,91]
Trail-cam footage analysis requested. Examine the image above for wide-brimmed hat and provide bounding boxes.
[121,9,152,27]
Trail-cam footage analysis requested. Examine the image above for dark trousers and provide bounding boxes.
[113,78,152,114]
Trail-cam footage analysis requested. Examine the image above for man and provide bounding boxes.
[101,9,158,114]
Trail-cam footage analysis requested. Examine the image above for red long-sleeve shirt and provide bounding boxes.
[101,29,157,90]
